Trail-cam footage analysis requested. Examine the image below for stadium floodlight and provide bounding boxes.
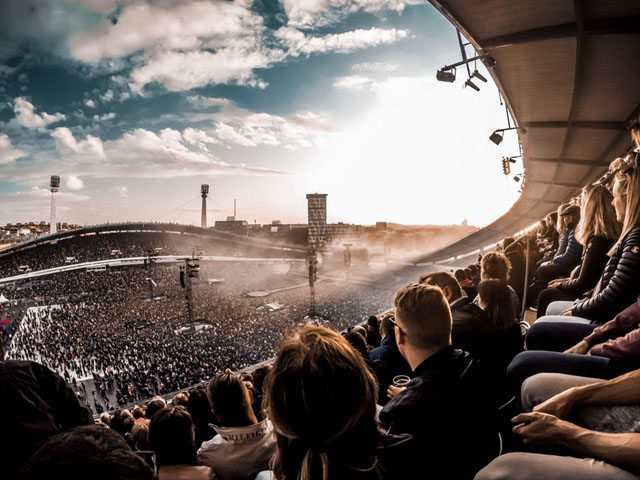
[490,131,503,145]
[436,69,456,82]
[514,175,521,182]
[464,78,480,91]
[471,69,487,82]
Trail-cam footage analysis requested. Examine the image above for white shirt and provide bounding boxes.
[197,419,276,480]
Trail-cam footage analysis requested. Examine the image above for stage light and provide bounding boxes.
[436,69,456,82]
[489,131,503,145]
[514,175,521,182]
[464,78,480,91]
[471,70,487,82]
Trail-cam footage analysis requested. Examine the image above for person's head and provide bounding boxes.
[379,314,394,339]
[149,406,196,467]
[206,368,256,428]
[131,419,150,451]
[477,279,517,330]
[418,271,463,302]
[171,393,188,408]
[611,164,640,250]
[145,397,167,419]
[132,406,145,420]
[559,204,580,228]
[110,410,135,438]
[186,387,216,428]
[502,237,516,250]
[344,330,368,358]
[366,315,378,328]
[16,425,154,480]
[393,283,452,357]
[264,326,379,480]
[250,365,272,395]
[575,184,621,245]
[480,252,511,282]
[545,212,558,233]
[98,413,111,427]
[454,269,467,282]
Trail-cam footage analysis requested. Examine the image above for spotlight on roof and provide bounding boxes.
[489,131,503,145]
[464,78,480,91]
[471,70,487,82]
[436,69,456,83]
[514,175,521,183]
[482,55,496,68]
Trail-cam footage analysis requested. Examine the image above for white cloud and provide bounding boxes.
[25,126,286,183]
[186,95,231,108]
[110,185,129,197]
[66,0,410,93]
[84,99,96,108]
[333,75,376,91]
[275,27,409,56]
[51,127,106,158]
[129,48,274,93]
[352,62,397,72]
[100,89,114,102]
[282,0,427,28]
[0,134,27,164]
[65,175,85,190]
[13,97,66,129]
[93,112,116,121]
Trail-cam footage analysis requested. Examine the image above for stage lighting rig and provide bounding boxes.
[489,127,525,145]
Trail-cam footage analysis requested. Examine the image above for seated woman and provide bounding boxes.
[264,325,411,480]
[149,406,214,480]
[531,160,640,342]
[477,252,521,320]
[536,184,621,318]
[476,280,524,391]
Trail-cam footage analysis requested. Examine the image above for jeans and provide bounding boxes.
[525,321,596,351]
[507,350,612,392]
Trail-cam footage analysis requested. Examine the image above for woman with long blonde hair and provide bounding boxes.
[535,184,621,318]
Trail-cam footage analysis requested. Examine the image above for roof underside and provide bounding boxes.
[419,0,640,264]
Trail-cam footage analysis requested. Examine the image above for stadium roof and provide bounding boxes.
[419,0,640,264]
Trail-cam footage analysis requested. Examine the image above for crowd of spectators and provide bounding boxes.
[1,118,640,480]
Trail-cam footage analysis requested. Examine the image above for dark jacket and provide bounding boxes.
[379,347,498,480]
[553,223,582,266]
[557,235,613,297]
[369,331,411,405]
[572,226,640,322]
[1,359,93,478]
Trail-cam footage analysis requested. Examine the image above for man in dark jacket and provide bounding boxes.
[0,337,94,478]
[378,284,498,480]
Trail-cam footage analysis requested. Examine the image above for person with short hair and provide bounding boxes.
[379,284,498,480]
[197,369,276,480]
[16,425,154,480]
[145,396,167,419]
[150,406,213,480]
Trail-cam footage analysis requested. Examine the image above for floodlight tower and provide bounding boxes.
[50,175,60,234]
[201,184,209,228]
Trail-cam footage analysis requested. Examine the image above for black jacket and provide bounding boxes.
[1,359,93,478]
[557,235,614,297]
[379,347,498,480]
[572,226,640,322]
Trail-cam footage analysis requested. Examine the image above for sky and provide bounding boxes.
[0,0,523,228]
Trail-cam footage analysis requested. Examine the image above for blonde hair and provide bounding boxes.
[609,166,640,255]
[264,326,380,480]
[556,204,569,232]
[393,283,452,349]
[575,184,621,245]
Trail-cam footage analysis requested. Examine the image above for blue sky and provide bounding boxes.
[0,0,522,227]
